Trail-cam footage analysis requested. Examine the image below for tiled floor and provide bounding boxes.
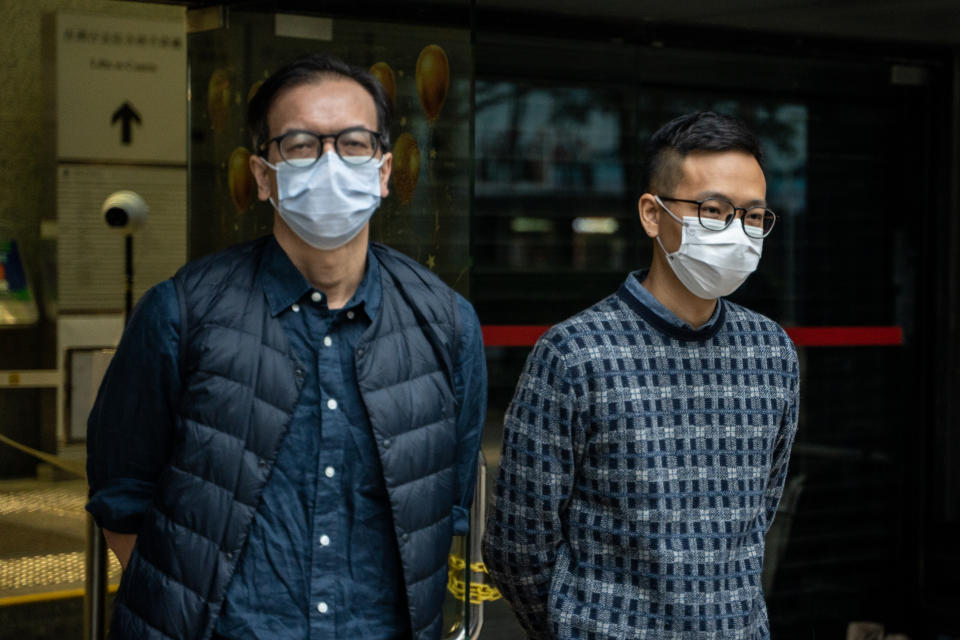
[0,478,122,600]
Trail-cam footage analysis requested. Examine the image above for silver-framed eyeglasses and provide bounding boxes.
[259,126,384,167]
[657,196,777,239]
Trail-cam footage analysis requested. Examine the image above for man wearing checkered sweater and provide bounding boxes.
[482,111,800,639]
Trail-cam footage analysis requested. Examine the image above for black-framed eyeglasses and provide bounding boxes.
[259,127,384,167]
[657,196,777,239]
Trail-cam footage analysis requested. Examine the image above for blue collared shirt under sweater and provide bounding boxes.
[482,270,800,640]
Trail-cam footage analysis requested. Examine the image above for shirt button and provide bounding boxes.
[383,438,391,449]
[323,336,333,347]
[324,466,335,478]
[317,602,328,614]
[319,534,330,546]
[346,310,355,320]
[258,458,267,468]
[327,398,338,410]
[291,303,300,313]
[311,291,323,303]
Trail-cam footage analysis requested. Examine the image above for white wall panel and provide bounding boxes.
[56,164,185,312]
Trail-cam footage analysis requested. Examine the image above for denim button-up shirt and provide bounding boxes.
[87,238,487,640]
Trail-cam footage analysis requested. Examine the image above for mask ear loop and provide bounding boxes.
[258,155,279,171]
[655,234,673,260]
[253,154,280,209]
[654,195,685,225]
[653,195,685,260]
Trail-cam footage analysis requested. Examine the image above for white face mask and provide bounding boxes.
[264,152,384,250]
[654,195,763,300]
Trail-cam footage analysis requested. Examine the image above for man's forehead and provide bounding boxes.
[681,148,760,166]
[676,150,766,197]
[268,75,376,122]
[679,151,763,179]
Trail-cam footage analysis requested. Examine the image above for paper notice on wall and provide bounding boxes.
[56,11,186,164]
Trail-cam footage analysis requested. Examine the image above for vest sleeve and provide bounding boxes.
[451,293,487,535]
[85,279,182,533]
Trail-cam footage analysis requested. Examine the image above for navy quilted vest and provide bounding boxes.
[109,238,460,640]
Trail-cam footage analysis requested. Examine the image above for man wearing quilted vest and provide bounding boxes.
[86,53,487,640]
[482,112,800,639]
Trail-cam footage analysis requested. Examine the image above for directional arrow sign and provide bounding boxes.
[57,12,185,163]
[111,102,142,145]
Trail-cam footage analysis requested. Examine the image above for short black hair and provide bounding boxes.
[247,53,392,154]
[642,111,764,194]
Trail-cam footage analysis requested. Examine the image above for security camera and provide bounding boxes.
[101,191,148,235]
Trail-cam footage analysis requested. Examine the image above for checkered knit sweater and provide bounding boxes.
[482,279,800,640]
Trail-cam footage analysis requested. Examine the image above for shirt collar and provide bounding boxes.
[263,237,312,317]
[351,251,381,320]
[623,269,723,332]
[262,236,381,319]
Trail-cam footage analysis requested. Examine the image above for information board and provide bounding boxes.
[56,11,186,164]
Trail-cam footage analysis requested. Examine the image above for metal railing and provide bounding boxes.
[444,450,489,640]
[85,517,107,640]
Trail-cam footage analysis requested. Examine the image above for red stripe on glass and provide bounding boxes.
[784,326,903,347]
[481,325,551,347]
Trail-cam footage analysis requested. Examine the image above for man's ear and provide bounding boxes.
[249,153,274,202]
[378,152,393,198]
[638,193,661,239]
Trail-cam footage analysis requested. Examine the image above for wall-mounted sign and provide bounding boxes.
[56,11,186,164]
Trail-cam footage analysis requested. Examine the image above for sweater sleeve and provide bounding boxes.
[764,342,800,529]
[85,280,181,533]
[482,335,577,640]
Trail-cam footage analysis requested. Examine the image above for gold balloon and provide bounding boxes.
[369,62,396,106]
[228,147,253,213]
[391,133,420,205]
[416,45,449,121]
[207,68,232,133]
